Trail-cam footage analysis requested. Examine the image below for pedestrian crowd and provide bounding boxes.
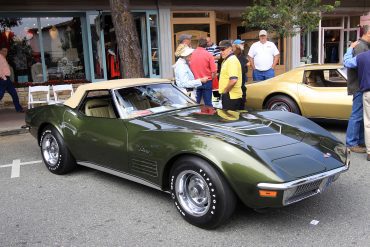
[173,30,279,111]
[343,25,370,161]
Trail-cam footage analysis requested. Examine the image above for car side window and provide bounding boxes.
[304,69,346,88]
[79,90,118,119]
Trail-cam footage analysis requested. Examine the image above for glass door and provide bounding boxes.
[321,27,343,64]
[87,12,107,82]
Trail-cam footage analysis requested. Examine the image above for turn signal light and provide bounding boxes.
[259,190,277,198]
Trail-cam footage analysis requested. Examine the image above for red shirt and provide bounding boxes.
[189,47,217,80]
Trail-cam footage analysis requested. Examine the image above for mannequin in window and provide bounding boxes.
[0,27,15,50]
[106,46,120,79]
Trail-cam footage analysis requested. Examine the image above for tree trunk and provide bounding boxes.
[109,0,144,78]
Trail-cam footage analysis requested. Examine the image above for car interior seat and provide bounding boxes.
[85,99,116,118]
[125,92,151,110]
[305,71,325,87]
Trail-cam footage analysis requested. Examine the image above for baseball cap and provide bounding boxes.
[218,40,233,49]
[259,30,267,36]
[179,34,192,43]
[233,39,245,45]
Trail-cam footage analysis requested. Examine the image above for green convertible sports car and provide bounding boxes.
[25,78,350,229]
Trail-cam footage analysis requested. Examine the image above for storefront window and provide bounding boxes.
[149,14,160,76]
[0,18,40,83]
[321,17,343,27]
[89,15,104,80]
[39,17,85,81]
[173,24,210,49]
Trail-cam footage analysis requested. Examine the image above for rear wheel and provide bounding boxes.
[265,95,301,114]
[40,126,76,175]
[170,156,236,229]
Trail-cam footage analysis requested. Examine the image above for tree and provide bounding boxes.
[0,18,22,30]
[109,0,144,78]
[242,0,341,37]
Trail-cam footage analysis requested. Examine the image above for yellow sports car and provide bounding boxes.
[246,64,352,120]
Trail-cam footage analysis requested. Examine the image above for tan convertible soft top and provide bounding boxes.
[64,78,172,108]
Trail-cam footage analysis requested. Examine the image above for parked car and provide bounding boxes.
[25,78,349,229]
[246,64,351,120]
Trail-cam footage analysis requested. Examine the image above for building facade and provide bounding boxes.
[0,0,370,85]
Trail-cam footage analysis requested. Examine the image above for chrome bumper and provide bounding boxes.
[257,163,349,206]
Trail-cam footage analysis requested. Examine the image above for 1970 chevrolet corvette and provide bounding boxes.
[25,79,350,229]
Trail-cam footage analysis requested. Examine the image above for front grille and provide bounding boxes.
[294,180,322,197]
[285,179,323,205]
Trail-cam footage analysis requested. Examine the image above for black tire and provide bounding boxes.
[265,95,301,114]
[39,126,76,175]
[170,156,236,229]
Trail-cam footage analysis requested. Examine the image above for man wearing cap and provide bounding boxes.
[189,37,217,107]
[175,34,192,58]
[218,40,242,111]
[173,46,208,100]
[248,30,280,82]
[233,39,248,109]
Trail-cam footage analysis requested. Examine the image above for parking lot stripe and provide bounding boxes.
[0,160,42,178]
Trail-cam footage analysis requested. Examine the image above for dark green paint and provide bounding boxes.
[26,104,346,208]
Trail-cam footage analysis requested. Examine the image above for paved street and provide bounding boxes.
[0,123,369,247]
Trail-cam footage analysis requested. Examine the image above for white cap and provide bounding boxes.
[259,30,267,36]
[179,47,194,57]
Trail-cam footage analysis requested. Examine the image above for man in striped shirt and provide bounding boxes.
[0,46,24,112]
[206,37,220,59]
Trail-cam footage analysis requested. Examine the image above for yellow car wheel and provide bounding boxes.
[265,95,301,115]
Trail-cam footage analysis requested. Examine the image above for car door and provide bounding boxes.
[62,90,129,173]
[298,69,352,120]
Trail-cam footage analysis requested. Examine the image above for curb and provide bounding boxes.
[0,128,29,137]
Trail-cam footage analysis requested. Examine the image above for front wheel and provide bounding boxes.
[170,156,236,229]
[265,95,301,114]
[40,126,76,175]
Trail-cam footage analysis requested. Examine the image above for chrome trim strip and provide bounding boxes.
[257,165,349,190]
[77,161,162,191]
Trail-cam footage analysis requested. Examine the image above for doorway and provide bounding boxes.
[87,11,160,82]
[321,28,342,64]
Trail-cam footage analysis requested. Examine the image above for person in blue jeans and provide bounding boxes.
[248,30,280,82]
[343,26,370,153]
[0,46,23,112]
[344,40,370,160]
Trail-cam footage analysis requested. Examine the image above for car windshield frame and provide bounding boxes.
[112,83,198,120]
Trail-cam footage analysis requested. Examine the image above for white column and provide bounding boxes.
[158,6,173,79]
[290,28,301,69]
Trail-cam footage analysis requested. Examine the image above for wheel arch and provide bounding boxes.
[262,92,302,114]
[161,152,237,196]
[37,122,63,146]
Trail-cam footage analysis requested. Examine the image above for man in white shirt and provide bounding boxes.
[248,30,280,82]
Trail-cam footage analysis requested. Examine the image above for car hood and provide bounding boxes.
[144,106,305,150]
[141,106,346,181]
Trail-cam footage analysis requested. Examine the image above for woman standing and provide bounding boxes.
[173,47,208,100]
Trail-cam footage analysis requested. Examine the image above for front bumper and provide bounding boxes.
[257,162,349,206]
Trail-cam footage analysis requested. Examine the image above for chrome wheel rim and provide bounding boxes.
[175,170,211,217]
[41,133,59,166]
[269,102,291,112]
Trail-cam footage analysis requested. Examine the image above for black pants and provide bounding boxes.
[221,93,242,111]
[0,77,23,112]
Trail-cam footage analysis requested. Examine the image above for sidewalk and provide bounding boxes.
[0,108,28,136]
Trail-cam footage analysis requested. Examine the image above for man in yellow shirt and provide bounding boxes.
[218,40,242,110]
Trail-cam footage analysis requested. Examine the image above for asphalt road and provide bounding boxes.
[0,123,369,247]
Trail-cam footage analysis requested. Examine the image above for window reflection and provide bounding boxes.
[0,18,40,83]
[39,17,85,81]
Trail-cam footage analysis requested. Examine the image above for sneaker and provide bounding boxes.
[348,145,366,153]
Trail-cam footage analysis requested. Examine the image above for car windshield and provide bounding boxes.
[114,83,197,119]
[338,67,347,80]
